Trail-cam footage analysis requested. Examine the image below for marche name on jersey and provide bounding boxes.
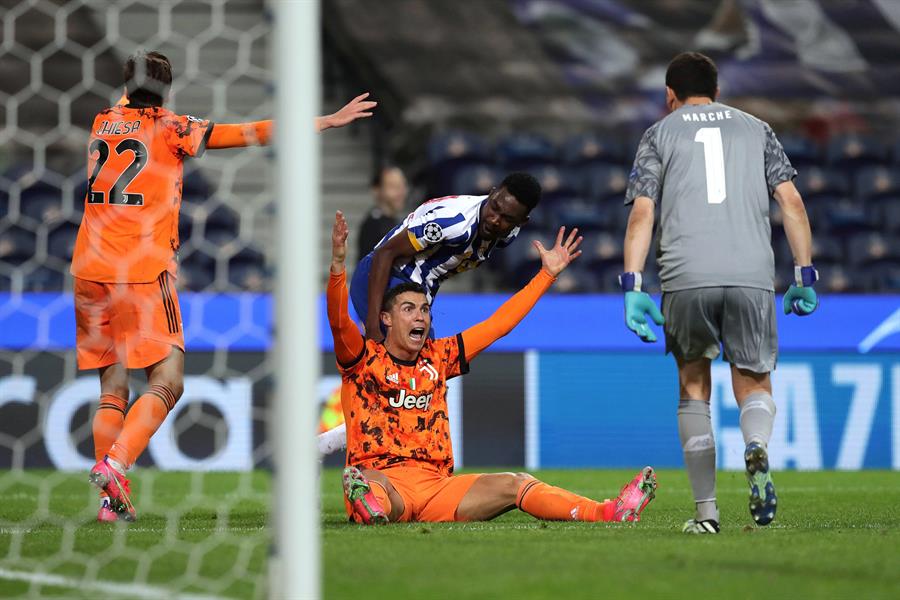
[95,120,141,136]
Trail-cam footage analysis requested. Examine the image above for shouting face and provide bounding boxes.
[381,290,431,356]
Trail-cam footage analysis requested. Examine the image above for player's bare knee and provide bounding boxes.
[510,473,535,497]
[101,384,130,401]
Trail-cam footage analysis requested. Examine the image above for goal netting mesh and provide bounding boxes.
[0,1,283,597]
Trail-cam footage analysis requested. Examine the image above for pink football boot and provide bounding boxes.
[342,466,389,525]
[612,466,658,522]
[89,457,136,522]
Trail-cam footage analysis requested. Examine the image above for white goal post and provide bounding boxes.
[272,0,321,598]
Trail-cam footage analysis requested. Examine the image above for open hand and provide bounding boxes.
[332,211,349,270]
[322,93,376,130]
[533,226,582,277]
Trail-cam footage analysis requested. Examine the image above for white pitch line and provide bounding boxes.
[0,567,228,600]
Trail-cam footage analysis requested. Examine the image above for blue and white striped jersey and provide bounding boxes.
[374,195,520,302]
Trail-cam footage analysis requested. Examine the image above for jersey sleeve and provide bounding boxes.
[163,114,215,159]
[405,204,472,251]
[327,269,367,374]
[762,122,798,193]
[459,268,555,362]
[625,123,663,205]
[440,334,470,380]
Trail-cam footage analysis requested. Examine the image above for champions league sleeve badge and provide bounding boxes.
[423,222,444,243]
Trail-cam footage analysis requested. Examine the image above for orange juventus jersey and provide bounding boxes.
[71,105,213,283]
[340,336,469,476]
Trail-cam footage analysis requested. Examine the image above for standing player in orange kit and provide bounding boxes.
[77,51,376,522]
[328,211,658,525]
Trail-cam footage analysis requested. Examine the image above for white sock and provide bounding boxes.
[317,423,347,455]
[107,457,127,474]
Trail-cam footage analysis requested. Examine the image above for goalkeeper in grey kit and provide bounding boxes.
[619,52,818,534]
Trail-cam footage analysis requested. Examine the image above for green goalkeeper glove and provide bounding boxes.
[620,272,664,343]
[783,265,819,317]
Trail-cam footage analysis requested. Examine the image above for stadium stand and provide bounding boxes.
[323,0,900,292]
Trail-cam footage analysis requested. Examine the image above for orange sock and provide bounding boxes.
[93,394,128,462]
[107,384,177,469]
[516,479,614,522]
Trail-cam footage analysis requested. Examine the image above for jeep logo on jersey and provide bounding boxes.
[388,389,433,411]
[423,222,443,243]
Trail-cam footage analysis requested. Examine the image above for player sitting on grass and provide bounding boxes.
[81,50,374,522]
[327,211,658,524]
[317,172,541,456]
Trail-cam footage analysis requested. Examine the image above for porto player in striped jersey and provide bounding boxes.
[81,51,375,522]
[317,173,541,455]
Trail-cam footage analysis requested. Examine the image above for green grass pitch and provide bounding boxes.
[0,469,897,598]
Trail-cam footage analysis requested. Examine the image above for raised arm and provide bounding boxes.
[328,211,365,365]
[365,229,418,342]
[207,121,273,149]
[315,93,377,133]
[461,227,581,361]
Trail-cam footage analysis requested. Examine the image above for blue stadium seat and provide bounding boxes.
[826,135,889,167]
[228,247,269,291]
[811,197,872,233]
[525,201,553,230]
[576,164,629,201]
[880,198,900,232]
[847,232,898,266]
[794,167,850,199]
[23,265,63,291]
[0,226,36,265]
[427,131,494,197]
[47,220,80,261]
[585,231,624,273]
[854,166,900,201]
[530,164,578,200]
[495,132,557,170]
[776,233,842,266]
[427,130,493,166]
[811,262,850,293]
[560,133,625,166]
[552,263,601,293]
[858,263,900,292]
[501,228,550,284]
[546,196,610,230]
[449,163,500,196]
[811,234,843,264]
[779,135,822,166]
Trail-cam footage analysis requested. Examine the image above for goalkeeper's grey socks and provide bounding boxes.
[739,391,776,447]
[678,399,719,522]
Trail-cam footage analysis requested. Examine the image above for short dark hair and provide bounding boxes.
[500,172,541,212]
[124,51,173,107]
[665,52,718,101]
[382,282,427,312]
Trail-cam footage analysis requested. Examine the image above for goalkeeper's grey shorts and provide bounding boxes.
[661,287,778,374]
